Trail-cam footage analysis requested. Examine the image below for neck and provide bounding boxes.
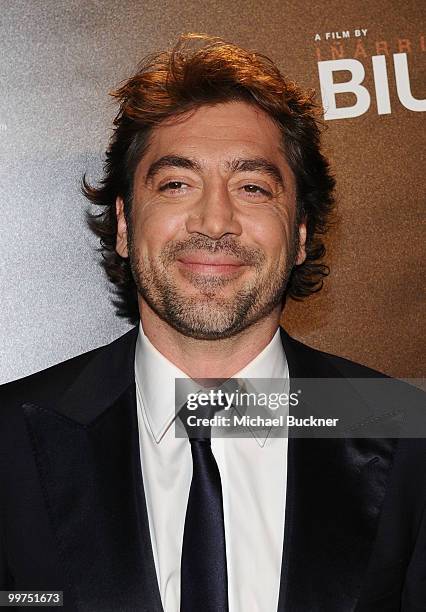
[139,300,282,379]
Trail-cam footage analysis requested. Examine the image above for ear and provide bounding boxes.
[295,219,307,265]
[115,196,129,258]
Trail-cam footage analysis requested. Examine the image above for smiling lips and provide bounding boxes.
[177,253,247,275]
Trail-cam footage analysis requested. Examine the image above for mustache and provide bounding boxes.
[160,236,266,267]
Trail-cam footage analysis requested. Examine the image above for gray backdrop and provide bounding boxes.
[1,0,424,384]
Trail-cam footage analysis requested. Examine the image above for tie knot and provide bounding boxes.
[178,400,222,441]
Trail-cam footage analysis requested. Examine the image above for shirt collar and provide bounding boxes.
[134,321,288,446]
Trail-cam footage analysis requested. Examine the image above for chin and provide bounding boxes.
[153,304,248,340]
[165,323,244,341]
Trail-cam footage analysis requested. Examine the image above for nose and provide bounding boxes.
[185,182,242,240]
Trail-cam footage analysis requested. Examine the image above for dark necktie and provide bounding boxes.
[179,402,229,612]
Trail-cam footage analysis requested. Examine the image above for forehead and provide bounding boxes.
[144,101,285,162]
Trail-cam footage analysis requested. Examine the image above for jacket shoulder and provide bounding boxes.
[304,344,387,378]
[0,327,138,413]
[0,346,101,411]
[281,329,388,379]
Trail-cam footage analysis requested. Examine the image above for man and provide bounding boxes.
[0,34,425,612]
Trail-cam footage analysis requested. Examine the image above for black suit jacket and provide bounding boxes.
[0,326,425,612]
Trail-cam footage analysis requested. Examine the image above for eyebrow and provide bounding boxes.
[145,155,202,182]
[227,157,285,188]
[145,154,285,188]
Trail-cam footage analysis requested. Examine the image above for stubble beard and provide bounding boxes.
[128,233,299,340]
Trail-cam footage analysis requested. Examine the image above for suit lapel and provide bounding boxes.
[277,329,396,612]
[23,326,163,612]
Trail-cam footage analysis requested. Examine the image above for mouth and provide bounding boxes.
[176,253,248,276]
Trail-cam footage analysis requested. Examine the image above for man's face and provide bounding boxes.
[116,101,306,339]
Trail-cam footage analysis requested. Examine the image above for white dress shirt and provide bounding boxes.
[134,321,289,612]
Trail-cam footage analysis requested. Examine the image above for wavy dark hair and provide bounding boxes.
[83,33,335,325]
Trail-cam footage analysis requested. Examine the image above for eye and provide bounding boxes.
[241,184,272,197]
[159,180,189,192]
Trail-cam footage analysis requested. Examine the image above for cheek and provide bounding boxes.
[243,208,297,263]
[131,199,186,254]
